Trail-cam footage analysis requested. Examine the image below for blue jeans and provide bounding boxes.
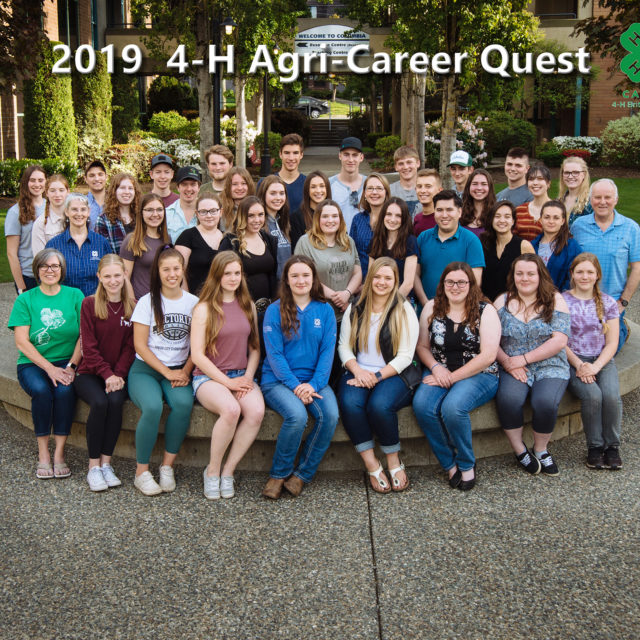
[337,372,413,454]
[262,383,339,482]
[413,371,498,472]
[17,359,77,437]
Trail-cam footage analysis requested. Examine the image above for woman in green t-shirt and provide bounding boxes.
[8,248,83,479]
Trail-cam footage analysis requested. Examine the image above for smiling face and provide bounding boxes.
[178,179,199,204]
[540,205,565,237]
[149,164,174,190]
[207,154,231,182]
[434,198,461,233]
[443,269,470,304]
[590,181,618,220]
[47,180,69,209]
[116,179,135,206]
[527,171,550,198]
[571,259,599,294]
[383,203,403,232]
[449,165,473,188]
[28,170,46,198]
[287,261,313,298]
[38,256,63,286]
[279,144,303,173]
[318,204,341,236]
[196,198,221,230]
[562,161,586,191]
[339,148,364,175]
[364,177,386,208]
[416,175,440,205]
[264,182,286,215]
[158,256,183,290]
[246,203,266,234]
[504,155,529,185]
[513,259,540,298]
[492,205,515,235]
[230,174,249,202]
[65,199,90,228]
[220,260,242,295]
[371,265,396,298]
[98,263,125,298]
[469,174,490,202]
[395,156,419,182]
[85,167,107,193]
[142,199,165,230]
[308,176,327,206]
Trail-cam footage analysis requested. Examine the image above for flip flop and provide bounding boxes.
[36,462,54,479]
[389,461,409,492]
[53,462,71,478]
[367,461,391,494]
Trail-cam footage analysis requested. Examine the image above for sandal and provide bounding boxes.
[389,462,409,492]
[367,462,391,494]
[53,462,71,478]
[36,462,54,479]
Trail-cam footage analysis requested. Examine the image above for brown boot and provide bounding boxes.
[283,475,305,497]
[262,477,285,500]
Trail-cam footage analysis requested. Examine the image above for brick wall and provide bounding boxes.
[43,0,59,40]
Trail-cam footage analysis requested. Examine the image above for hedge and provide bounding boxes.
[0,158,78,197]
[112,62,140,143]
[148,76,197,117]
[480,111,537,158]
[148,111,199,143]
[601,114,640,168]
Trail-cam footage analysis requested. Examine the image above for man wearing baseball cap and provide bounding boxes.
[329,136,366,229]
[150,154,179,208]
[166,166,202,242]
[448,150,474,199]
[84,160,107,230]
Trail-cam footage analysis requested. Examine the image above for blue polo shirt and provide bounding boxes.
[46,229,111,297]
[416,225,485,299]
[570,211,640,299]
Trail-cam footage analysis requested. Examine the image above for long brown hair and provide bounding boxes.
[17,165,46,225]
[220,168,255,230]
[149,245,184,333]
[232,196,265,256]
[540,200,570,255]
[93,254,136,320]
[430,262,484,328]
[43,174,70,225]
[307,199,350,251]
[505,254,556,323]
[125,193,170,257]
[197,250,259,355]
[350,257,407,355]
[369,197,412,261]
[103,173,141,224]
[460,169,496,227]
[278,255,326,338]
[480,201,517,250]
[256,174,290,241]
[569,252,608,334]
[300,171,331,230]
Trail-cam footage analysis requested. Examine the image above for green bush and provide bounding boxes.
[148,76,197,117]
[534,141,564,167]
[601,114,640,168]
[103,144,153,183]
[23,41,77,162]
[0,158,77,197]
[72,51,113,167]
[374,135,402,170]
[480,111,537,158]
[271,108,311,147]
[148,111,199,143]
[348,113,370,141]
[366,132,392,149]
[111,63,140,143]
[255,132,283,170]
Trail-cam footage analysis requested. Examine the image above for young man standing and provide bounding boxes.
[413,169,442,236]
[448,151,474,199]
[277,133,306,213]
[199,144,234,197]
[166,166,202,242]
[329,137,366,229]
[84,160,107,231]
[150,154,179,208]
[414,190,484,306]
[496,147,533,207]
[390,145,421,218]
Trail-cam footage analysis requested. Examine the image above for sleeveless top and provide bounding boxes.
[482,235,523,302]
[429,300,498,376]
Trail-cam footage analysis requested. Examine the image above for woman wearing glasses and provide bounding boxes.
[412,263,501,491]
[176,195,224,295]
[558,156,592,226]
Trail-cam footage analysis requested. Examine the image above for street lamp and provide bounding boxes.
[212,16,237,145]
[261,46,279,177]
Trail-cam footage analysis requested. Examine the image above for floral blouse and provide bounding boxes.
[498,304,570,385]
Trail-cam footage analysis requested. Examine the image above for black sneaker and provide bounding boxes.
[538,451,559,476]
[516,448,541,475]
[586,447,605,469]
[604,447,623,470]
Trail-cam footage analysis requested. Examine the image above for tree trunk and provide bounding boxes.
[235,74,246,168]
[254,85,264,135]
[414,73,426,167]
[391,76,401,136]
[369,79,377,133]
[195,13,213,168]
[381,75,391,134]
[439,74,459,189]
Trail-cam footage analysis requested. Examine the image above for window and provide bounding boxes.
[534,0,577,18]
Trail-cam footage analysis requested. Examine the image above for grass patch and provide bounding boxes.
[0,210,11,283]
[319,101,352,118]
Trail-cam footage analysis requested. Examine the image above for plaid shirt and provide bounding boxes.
[95,213,134,255]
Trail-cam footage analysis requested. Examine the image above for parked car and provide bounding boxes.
[293,96,330,118]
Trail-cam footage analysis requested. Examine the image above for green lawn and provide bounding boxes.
[319,100,352,118]
[0,210,10,283]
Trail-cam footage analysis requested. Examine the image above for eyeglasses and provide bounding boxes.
[142,207,164,214]
[197,208,221,217]
[365,186,385,193]
[562,171,584,178]
[444,279,469,289]
[40,264,61,272]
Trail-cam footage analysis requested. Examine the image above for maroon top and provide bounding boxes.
[77,296,135,380]
[162,192,179,207]
[413,211,437,236]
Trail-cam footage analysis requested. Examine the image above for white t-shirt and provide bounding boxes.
[131,291,199,367]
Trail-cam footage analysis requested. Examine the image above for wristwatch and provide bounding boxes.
[620,298,629,308]
[375,371,383,381]
[66,362,78,371]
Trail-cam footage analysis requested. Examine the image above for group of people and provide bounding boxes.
[5,135,637,497]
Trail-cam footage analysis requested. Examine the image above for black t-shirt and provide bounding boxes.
[175,226,220,295]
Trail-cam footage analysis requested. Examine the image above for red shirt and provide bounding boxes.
[413,211,437,236]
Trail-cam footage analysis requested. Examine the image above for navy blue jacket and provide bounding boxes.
[531,234,583,292]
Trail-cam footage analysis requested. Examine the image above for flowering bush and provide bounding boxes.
[552,136,602,157]
[424,116,488,168]
[104,143,153,182]
[220,115,258,157]
[561,148,591,161]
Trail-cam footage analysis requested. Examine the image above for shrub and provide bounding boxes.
[480,111,537,158]
[424,116,488,168]
[72,51,113,167]
[561,148,591,162]
[271,108,311,146]
[255,132,283,169]
[23,41,77,162]
[111,63,140,143]
[0,158,77,197]
[373,135,402,170]
[148,111,199,143]
[148,76,197,117]
[220,115,258,158]
[600,116,640,167]
[138,136,201,167]
[348,113,370,141]
[366,132,392,149]
[103,144,153,182]
[534,141,563,167]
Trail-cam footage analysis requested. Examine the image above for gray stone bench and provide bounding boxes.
[2,322,639,471]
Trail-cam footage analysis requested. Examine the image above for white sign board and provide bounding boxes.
[295,25,370,57]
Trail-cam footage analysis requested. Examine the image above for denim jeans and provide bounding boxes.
[413,371,498,472]
[262,383,339,482]
[568,357,622,449]
[337,372,413,454]
[17,359,76,437]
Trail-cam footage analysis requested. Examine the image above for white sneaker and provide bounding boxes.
[100,464,122,487]
[203,468,221,500]
[158,465,176,492]
[87,467,108,492]
[134,471,162,496]
[220,475,235,499]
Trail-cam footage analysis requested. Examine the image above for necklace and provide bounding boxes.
[107,300,123,315]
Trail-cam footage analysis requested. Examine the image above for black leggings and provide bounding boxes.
[74,373,128,459]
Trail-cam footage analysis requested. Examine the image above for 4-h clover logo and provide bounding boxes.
[621,23,640,82]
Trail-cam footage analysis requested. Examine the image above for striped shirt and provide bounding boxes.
[515,203,542,242]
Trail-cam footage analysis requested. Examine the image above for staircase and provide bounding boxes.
[308,119,350,146]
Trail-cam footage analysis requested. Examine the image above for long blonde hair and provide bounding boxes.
[307,199,350,251]
[569,252,608,334]
[558,156,590,218]
[349,257,407,355]
[93,254,136,320]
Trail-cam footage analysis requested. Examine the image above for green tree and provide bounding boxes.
[111,62,140,143]
[148,76,197,116]
[23,41,77,162]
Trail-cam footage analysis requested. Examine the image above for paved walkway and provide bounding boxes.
[1,286,639,639]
